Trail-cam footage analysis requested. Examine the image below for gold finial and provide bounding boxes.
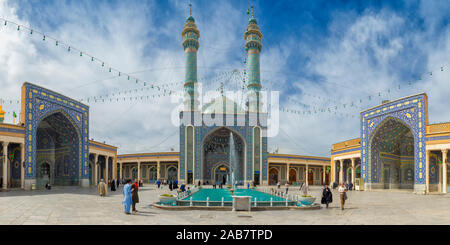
[189,3,192,16]
[251,5,254,18]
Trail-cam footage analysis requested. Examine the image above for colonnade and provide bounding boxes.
[425,148,449,194]
[90,153,116,185]
[333,157,360,186]
[1,141,25,190]
[269,162,330,186]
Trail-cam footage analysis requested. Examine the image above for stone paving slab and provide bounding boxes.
[1,185,450,225]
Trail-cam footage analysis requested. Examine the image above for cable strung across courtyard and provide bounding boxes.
[0,4,449,203]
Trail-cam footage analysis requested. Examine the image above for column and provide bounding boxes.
[305,164,309,185]
[351,158,356,185]
[20,143,25,189]
[138,161,141,181]
[94,154,99,185]
[114,156,117,180]
[2,142,9,190]
[443,150,447,194]
[157,161,161,180]
[105,156,110,183]
[286,162,290,184]
[322,165,326,185]
[426,150,430,194]
[339,160,344,184]
[119,162,123,180]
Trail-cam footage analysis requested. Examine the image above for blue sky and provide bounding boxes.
[0,0,449,156]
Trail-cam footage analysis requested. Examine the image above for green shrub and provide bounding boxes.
[161,194,174,197]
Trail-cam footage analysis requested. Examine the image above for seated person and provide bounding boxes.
[45,182,51,190]
[186,187,191,195]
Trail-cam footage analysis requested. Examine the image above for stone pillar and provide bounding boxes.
[157,161,161,180]
[351,158,356,185]
[20,143,25,189]
[105,156,110,183]
[323,165,326,185]
[286,162,290,184]
[138,161,141,181]
[426,150,430,194]
[339,160,344,184]
[443,150,447,194]
[94,154,99,185]
[305,164,309,185]
[119,162,123,180]
[113,156,117,180]
[2,142,9,190]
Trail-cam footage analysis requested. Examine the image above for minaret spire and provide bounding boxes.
[182,3,200,111]
[244,6,263,113]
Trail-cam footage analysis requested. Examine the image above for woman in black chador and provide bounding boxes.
[321,185,333,208]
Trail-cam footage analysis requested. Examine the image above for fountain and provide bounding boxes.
[229,132,239,190]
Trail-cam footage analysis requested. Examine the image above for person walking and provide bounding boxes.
[131,179,140,213]
[98,179,108,197]
[169,180,173,191]
[116,179,120,188]
[122,179,132,215]
[338,183,347,210]
[277,181,281,189]
[285,182,289,194]
[111,179,116,192]
[157,179,161,188]
[321,185,333,208]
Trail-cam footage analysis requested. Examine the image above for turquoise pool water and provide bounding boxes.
[178,188,296,206]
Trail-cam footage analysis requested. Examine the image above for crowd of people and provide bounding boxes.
[93,177,355,214]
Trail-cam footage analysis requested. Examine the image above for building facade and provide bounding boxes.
[178,11,269,186]
[331,93,450,194]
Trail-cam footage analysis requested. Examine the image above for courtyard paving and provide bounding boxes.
[1,184,450,225]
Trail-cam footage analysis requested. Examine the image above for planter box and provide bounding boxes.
[299,196,316,206]
[159,195,177,205]
[232,196,251,211]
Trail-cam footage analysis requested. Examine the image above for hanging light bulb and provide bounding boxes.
[441,67,444,71]
[43,35,46,41]
[4,21,7,25]
[56,41,58,46]
[30,29,33,35]
[102,62,104,67]
[80,52,83,57]
[68,46,71,52]
[109,68,112,72]
[91,57,94,62]
[17,25,20,31]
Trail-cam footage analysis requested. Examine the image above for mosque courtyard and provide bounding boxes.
[1,185,450,225]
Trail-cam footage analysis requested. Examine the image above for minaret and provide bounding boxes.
[245,6,263,112]
[182,4,200,111]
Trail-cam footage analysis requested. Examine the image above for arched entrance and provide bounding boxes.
[131,167,138,180]
[269,168,278,185]
[288,169,296,184]
[167,166,178,181]
[214,164,229,185]
[37,162,51,188]
[36,112,80,186]
[88,162,93,185]
[370,117,414,190]
[308,170,314,185]
[202,127,245,184]
[149,166,157,183]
